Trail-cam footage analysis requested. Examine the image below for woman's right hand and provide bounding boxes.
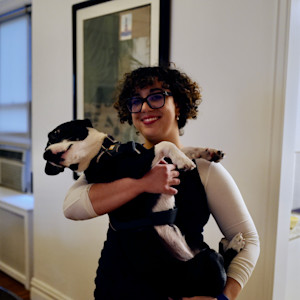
[139,161,180,195]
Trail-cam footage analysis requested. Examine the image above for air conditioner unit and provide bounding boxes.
[0,147,31,193]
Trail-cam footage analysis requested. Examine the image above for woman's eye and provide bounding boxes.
[132,98,142,104]
[149,94,163,101]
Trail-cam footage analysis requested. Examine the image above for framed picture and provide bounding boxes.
[72,0,170,143]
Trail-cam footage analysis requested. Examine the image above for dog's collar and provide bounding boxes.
[109,208,178,231]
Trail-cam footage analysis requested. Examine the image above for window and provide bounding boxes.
[0,5,32,193]
[0,5,31,145]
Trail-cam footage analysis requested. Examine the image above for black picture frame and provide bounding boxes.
[72,0,170,143]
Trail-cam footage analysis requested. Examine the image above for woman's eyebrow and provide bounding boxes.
[149,88,163,93]
[133,88,163,97]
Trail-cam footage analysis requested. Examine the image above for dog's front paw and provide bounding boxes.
[182,147,225,162]
[227,232,245,252]
[153,142,196,170]
[175,155,196,171]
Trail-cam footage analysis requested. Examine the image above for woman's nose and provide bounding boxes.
[140,100,153,112]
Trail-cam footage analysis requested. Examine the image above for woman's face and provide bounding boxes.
[131,80,181,149]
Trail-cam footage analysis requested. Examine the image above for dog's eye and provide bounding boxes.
[50,130,60,139]
[48,129,61,143]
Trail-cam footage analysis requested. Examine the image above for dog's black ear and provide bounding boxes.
[83,119,93,128]
[45,162,65,175]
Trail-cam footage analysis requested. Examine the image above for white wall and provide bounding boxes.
[172,1,290,299]
[288,0,300,210]
[31,1,108,299]
[281,1,300,299]
[31,0,292,299]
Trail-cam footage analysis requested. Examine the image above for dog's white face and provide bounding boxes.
[44,120,107,174]
[47,128,106,171]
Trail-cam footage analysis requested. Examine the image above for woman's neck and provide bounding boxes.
[143,138,183,150]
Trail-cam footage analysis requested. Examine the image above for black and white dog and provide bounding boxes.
[43,119,244,297]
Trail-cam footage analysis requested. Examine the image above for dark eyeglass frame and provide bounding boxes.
[126,91,172,113]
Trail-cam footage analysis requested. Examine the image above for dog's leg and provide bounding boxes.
[182,147,225,162]
[155,224,194,261]
[219,232,245,271]
[151,142,195,260]
[220,232,245,253]
[152,194,175,212]
[152,194,194,261]
[152,141,195,170]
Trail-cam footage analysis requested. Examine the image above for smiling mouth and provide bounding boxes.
[142,116,160,124]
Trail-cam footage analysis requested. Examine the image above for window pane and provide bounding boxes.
[0,106,28,133]
[0,15,29,105]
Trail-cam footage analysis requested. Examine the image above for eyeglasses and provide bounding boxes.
[126,91,172,113]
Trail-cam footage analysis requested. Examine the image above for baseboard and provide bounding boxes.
[0,261,26,286]
[30,277,72,300]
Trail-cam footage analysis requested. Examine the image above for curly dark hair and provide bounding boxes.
[114,65,202,129]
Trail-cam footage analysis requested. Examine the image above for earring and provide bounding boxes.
[176,115,180,121]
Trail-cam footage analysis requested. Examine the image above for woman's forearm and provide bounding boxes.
[223,277,241,300]
[64,176,147,219]
[88,178,144,216]
[63,163,180,219]
[89,163,180,215]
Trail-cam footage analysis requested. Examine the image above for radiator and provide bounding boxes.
[0,146,31,193]
[0,187,33,289]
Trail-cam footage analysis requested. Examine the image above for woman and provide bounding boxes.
[64,66,260,300]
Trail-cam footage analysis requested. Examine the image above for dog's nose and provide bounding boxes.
[43,149,53,161]
[43,149,64,164]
